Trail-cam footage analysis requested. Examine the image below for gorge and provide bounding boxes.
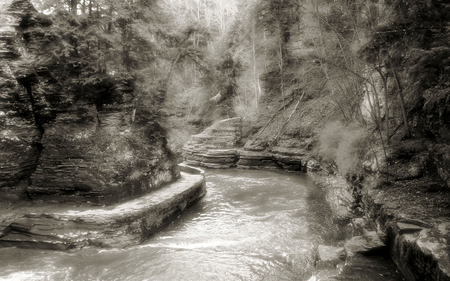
[1,0,450,280]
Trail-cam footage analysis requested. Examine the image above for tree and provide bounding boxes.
[360,0,450,139]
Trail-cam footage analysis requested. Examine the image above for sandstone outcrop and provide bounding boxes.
[0,0,178,204]
[183,117,309,171]
[183,117,241,168]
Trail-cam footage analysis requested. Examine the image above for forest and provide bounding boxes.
[27,0,450,178]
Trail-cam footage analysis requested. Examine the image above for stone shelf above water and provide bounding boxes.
[0,166,206,250]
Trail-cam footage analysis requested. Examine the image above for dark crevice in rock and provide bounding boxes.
[21,79,44,190]
[24,82,44,136]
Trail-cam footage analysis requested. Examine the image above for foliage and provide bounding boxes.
[357,0,450,141]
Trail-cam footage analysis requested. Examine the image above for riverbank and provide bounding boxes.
[0,168,349,280]
[309,166,450,281]
[0,165,206,250]
[183,118,450,281]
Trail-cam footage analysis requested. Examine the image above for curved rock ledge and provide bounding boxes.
[183,118,308,171]
[0,166,206,250]
[183,117,242,169]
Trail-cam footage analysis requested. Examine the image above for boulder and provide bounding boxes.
[344,231,387,258]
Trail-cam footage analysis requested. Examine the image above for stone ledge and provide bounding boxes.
[0,168,206,250]
[386,219,450,281]
[310,167,450,281]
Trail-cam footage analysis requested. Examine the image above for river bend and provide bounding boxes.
[0,169,354,280]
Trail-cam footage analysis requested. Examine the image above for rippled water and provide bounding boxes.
[0,169,393,280]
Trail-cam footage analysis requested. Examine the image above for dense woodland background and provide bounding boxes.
[28,0,450,178]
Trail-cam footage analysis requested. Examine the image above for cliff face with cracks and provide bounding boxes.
[0,0,179,204]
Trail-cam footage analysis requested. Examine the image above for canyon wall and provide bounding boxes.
[0,0,179,204]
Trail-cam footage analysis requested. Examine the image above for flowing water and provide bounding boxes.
[0,169,401,281]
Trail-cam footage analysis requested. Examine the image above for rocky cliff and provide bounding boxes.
[183,117,241,168]
[0,0,179,204]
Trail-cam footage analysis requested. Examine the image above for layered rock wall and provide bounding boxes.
[0,0,179,204]
[183,117,242,168]
[0,0,41,200]
[307,159,450,281]
[183,115,309,171]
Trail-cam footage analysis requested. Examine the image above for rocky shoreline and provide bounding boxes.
[184,117,450,281]
[309,169,450,281]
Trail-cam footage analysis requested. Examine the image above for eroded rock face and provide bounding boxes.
[312,166,450,281]
[236,150,279,169]
[308,164,355,221]
[0,0,178,204]
[183,117,242,168]
[0,0,41,200]
[344,230,387,258]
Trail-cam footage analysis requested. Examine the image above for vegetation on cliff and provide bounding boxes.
[167,0,450,187]
[1,0,202,203]
[2,0,447,201]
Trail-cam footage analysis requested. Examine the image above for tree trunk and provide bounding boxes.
[122,25,131,72]
[71,0,77,14]
[376,68,390,145]
[392,66,411,138]
[278,21,285,109]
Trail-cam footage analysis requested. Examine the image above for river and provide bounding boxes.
[0,169,402,280]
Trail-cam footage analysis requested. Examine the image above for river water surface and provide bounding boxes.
[0,169,400,280]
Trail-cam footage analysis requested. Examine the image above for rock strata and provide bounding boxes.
[0,0,41,200]
[0,167,206,250]
[236,150,279,169]
[183,117,241,168]
[271,146,307,172]
[184,118,308,171]
[0,0,179,204]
